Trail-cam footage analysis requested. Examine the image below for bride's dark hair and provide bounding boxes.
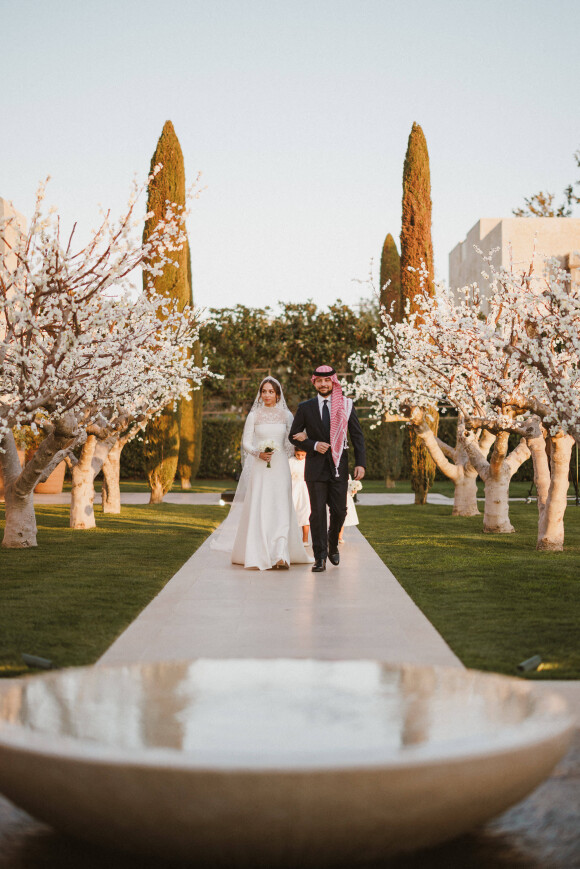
[260,378,281,402]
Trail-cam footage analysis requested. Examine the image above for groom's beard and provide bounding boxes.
[315,387,332,396]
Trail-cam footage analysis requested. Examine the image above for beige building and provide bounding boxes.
[0,197,26,273]
[449,217,580,305]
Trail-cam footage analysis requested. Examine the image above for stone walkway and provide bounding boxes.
[96,518,580,725]
[32,491,455,507]
[37,490,574,507]
[98,526,462,667]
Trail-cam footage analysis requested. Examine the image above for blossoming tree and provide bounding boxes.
[0,173,211,547]
[350,256,578,550]
[349,274,531,533]
[497,261,580,446]
[66,296,209,529]
[481,259,579,550]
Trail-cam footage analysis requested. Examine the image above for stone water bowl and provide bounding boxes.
[0,659,573,866]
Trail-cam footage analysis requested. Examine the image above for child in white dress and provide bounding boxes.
[289,449,311,544]
[338,476,361,544]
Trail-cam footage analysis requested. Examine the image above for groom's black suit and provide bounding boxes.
[289,397,366,562]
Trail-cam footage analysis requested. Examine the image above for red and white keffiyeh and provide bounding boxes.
[311,365,352,476]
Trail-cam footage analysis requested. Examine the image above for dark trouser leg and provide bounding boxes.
[327,475,348,554]
[306,480,329,561]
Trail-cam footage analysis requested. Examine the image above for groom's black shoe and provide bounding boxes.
[312,559,326,572]
[328,550,340,566]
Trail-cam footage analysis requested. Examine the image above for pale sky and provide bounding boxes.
[2,0,579,312]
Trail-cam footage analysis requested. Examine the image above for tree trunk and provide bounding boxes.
[463,430,530,534]
[180,476,191,490]
[385,476,396,489]
[482,432,516,533]
[1,418,81,548]
[414,484,428,505]
[451,427,494,518]
[1,434,36,548]
[2,485,37,548]
[70,437,98,529]
[70,434,122,528]
[149,478,165,504]
[412,411,483,517]
[537,434,574,551]
[452,472,479,517]
[523,421,552,547]
[144,406,179,505]
[409,413,438,505]
[481,474,515,533]
[102,440,122,514]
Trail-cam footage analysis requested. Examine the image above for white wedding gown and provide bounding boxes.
[230,408,314,570]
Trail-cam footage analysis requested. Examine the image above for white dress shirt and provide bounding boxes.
[314,394,331,451]
[317,393,331,418]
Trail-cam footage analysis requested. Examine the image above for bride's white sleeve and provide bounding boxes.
[242,411,260,458]
[284,410,296,458]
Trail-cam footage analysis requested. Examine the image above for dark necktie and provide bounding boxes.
[322,399,330,439]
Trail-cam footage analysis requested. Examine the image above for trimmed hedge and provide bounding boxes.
[119,415,539,482]
[198,418,244,479]
[348,420,405,481]
[118,435,147,478]
[119,419,245,481]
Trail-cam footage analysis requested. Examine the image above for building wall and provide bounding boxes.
[0,197,27,274]
[449,217,580,306]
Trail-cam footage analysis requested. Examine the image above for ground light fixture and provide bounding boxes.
[517,655,542,672]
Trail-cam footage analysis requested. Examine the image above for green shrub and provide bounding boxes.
[119,418,244,480]
[348,420,407,480]
[119,436,147,479]
[198,418,244,478]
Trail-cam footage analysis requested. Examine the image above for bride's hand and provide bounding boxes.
[259,452,271,462]
[293,431,307,442]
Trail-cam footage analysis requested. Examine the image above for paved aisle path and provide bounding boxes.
[33,491,454,506]
[98,527,462,667]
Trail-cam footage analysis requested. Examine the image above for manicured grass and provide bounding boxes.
[0,504,223,677]
[358,478,576,499]
[358,502,580,680]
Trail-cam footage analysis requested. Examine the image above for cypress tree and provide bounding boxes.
[143,121,189,503]
[401,123,434,311]
[177,241,203,488]
[400,123,438,504]
[379,233,402,321]
[378,233,403,487]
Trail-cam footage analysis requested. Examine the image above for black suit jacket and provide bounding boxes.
[289,397,366,483]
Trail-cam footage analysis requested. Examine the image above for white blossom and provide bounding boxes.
[0,173,218,454]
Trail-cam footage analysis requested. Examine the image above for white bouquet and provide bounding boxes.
[348,478,362,498]
[258,439,278,468]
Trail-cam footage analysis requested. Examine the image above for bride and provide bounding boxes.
[211,377,314,571]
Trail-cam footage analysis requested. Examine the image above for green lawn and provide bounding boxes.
[0,504,223,677]
[358,502,580,679]
[358,478,577,499]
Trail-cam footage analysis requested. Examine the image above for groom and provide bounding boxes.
[289,365,366,572]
